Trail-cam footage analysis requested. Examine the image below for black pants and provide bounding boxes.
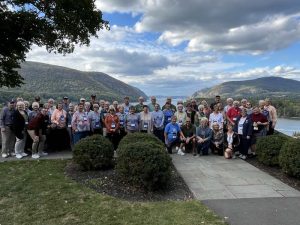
[166,138,180,154]
[267,122,274,135]
[197,141,210,155]
[210,143,224,156]
[107,133,120,150]
[153,128,164,143]
[238,135,251,155]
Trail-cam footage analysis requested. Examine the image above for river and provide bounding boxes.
[276,118,300,136]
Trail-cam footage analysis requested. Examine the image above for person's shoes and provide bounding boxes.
[11,152,16,156]
[16,154,23,159]
[39,151,48,156]
[240,155,247,160]
[175,146,179,151]
[193,153,197,156]
[177,149,185,156]
[2,153,8,158]
[21,153,28,157]
[32,154,40,159]
[232,155,236,159]
[235,151,240,156]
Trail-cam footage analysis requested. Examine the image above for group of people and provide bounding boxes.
[0,94,277,160]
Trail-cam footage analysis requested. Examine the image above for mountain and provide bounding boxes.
[0,61,147,103]
[191,77,300,98]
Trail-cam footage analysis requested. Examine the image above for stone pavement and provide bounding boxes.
[172,154,300,225]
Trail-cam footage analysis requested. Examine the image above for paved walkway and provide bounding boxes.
[172,154,300,225]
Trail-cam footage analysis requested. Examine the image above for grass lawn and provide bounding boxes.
[0,160,225,225]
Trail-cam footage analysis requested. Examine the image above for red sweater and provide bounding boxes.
[227,107,241,123]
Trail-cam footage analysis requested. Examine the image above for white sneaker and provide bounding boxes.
[11,152,16,156]
[39,151,48,156]
[16,154,23,159]
[232,155,236,159]
[2,153,8,158]
[177,149,185,156]
[21,153,28,157]
[240,155,247,160]
[32,154,40,159]
[176,146,179,151]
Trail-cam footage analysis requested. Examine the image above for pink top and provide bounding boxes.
[51,109,67,127]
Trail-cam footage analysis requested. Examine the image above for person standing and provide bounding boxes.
[105,106,120,150]
[122,96,132,115]
[12,101,29,159]
[264,98,277,135]
[89,103,102,135]
[135,96,145,113]
[125,106,140,133]
[0,100,16,158]
[162,97,176,112]
[151,104,164,142]
[148,96,160,112]
[139,105,152,133]
[62,97,69,112]
[71,103,90,144]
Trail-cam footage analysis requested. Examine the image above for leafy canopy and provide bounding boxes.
[0,0,109,87]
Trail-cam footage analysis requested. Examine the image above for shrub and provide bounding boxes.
[279,139,300,178]
[119,132,162,148]
[73,135,114,171]
[256,134,290,166]
[116,138,172,190]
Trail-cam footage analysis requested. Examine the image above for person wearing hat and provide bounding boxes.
[0,100,16,158]
[62,97,69,112]
[105,105,120,150]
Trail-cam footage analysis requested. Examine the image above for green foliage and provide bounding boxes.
[119,132,162,148]
[0,0,109,87]
[256,135,290,166]
[279,139,300,178]
[0,62,147,103]
[117,133,172,190]
[73,135,114,171]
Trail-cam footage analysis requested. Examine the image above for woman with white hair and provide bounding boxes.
[47,98,56,118]
[224,98,233,113]
[196,118,212,156]
[175,104,187,127]
[12,101,29,159]
[29,102,40,121]
[194,104,206,127]
[210,122,224,156]
[89,103,102,135]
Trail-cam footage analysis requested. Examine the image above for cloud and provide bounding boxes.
[96,0,300,54]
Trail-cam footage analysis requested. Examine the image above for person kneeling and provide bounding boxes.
[223,123,240,159]
[210,123,224,156]
[164,115,184,154]
[179,118,196,155]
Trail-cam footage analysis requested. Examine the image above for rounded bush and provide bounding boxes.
[73,135,114,171]
[119,132,162,148]
[116,139,172,190]
[256,135,290,166]
[279,139,300,178]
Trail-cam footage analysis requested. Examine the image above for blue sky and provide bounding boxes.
[27,0,300,96]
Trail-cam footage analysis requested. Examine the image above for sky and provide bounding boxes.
[27,0,300,96]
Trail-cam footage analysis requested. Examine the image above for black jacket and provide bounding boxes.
[12,110,28,139]
[234,116,253,138]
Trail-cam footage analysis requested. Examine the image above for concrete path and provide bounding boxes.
[172,154,300,225]
[0,150,73,162]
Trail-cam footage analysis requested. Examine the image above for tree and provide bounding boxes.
[0,0,109,87]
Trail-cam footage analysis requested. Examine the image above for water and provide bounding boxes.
[276,118,300,136]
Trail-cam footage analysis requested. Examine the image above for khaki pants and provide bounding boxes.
[27,130,46,154]
[15,131,27,155]
[1,126,16,155]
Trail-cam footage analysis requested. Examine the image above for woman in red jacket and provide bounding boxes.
[105,106,120,150]
[27,107,49,159]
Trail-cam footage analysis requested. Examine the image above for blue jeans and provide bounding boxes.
[197,141,210,155]
[73,131,89,144]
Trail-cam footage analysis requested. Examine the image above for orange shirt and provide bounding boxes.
[105,114,119,134]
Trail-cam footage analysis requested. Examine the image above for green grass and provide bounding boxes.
[0,160,225,225]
